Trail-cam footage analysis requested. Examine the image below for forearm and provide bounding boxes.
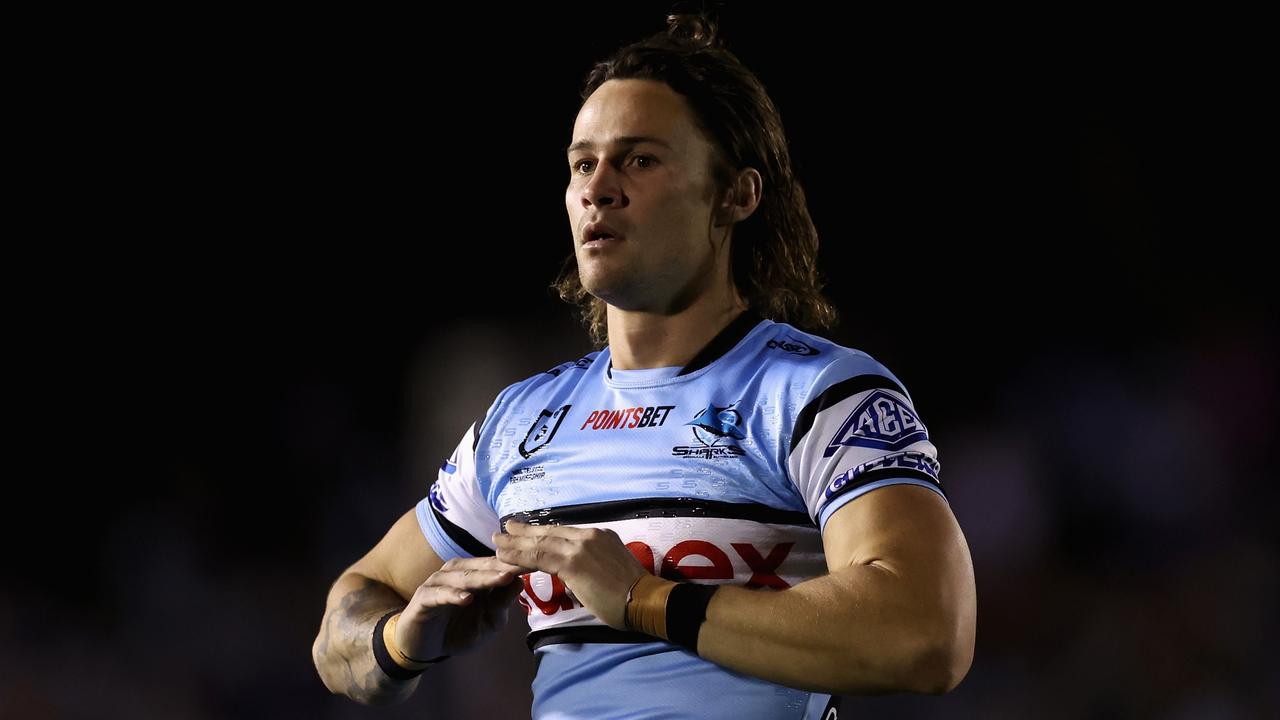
[312,572,419,705]
[695,563,970,695]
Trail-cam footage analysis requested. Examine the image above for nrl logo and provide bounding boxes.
[520,405,572,458]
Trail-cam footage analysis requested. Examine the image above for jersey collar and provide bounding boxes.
[606,309,764,379]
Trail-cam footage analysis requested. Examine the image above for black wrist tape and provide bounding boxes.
[666,583,719,653]
[372,610,425,681]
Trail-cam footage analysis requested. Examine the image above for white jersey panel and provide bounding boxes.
[415,420,501,561]
[786,353,945,532]
[511,515,824,634]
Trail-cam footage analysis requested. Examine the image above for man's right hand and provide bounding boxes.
[394,556,531,659]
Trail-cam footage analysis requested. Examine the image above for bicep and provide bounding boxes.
[821,484,973,589]
[346,508,446,602]
[820,483,977,691]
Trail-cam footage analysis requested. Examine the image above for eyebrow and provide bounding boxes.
[565,136,673,154]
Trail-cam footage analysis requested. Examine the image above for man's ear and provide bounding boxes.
[715,167,763,227]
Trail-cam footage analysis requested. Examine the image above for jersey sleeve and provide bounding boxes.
[414,418,500,561]
[786,353,945,533]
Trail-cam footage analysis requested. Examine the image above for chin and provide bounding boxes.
[578,262,622,295]
[580,274,641,309]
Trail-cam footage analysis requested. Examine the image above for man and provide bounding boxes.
[312,15,976,719]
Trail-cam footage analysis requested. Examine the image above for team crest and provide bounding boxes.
[520,405,572,458]
[823,390,928,457]
[672,401,747,459]
[687,402,746,444]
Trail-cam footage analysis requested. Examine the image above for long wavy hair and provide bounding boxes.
[553,12,838,348]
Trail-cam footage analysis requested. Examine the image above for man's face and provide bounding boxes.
[565,78,727,313]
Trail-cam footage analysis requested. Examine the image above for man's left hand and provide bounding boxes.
[493,521,650,630]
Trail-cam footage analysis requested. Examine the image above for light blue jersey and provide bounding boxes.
[417,311,945,719]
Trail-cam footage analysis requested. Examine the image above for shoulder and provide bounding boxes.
[480,350,605,427]
[753,321,910,403]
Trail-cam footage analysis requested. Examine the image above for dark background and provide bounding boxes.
[6,5,1274,719]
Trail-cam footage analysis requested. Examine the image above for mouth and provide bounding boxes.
[583,222,624,247]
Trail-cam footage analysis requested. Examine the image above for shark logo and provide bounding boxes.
[672,401,747,459]
[687,402,746,445]
[824,390,928,458]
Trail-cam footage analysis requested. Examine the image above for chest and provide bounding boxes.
[480,389,791,518]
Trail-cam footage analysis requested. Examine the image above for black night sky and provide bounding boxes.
[9,6,1273,719]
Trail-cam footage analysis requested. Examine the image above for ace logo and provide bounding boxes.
[516,538,795,616]
[823,389,928,458]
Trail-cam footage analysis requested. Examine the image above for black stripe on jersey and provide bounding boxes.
[526,626,665,653]
[431,504,495,558]
[677,309,764,376]
[472,414,485,452]
[500,497,814,528]
[789,374,909,454]
[816,468,946,522]
[606,310,765,379]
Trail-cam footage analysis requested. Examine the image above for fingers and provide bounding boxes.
[506,519,592,538]
[493,528,577,574]
[492,574,528,602]
[409,556,528,611]
[433,557,521,589]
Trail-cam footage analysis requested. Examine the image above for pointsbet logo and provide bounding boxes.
[579,405,676,431]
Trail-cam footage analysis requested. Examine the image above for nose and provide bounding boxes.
[580,163,628,210]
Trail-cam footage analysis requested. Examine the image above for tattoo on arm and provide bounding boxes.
[314,574,419,705]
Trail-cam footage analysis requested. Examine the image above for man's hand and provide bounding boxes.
[493,521,649,629]
[395,556,530,660]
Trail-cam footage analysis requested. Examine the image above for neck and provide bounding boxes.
[605,290,750,371]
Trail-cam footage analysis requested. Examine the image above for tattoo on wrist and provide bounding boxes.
[318,575,419,701]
